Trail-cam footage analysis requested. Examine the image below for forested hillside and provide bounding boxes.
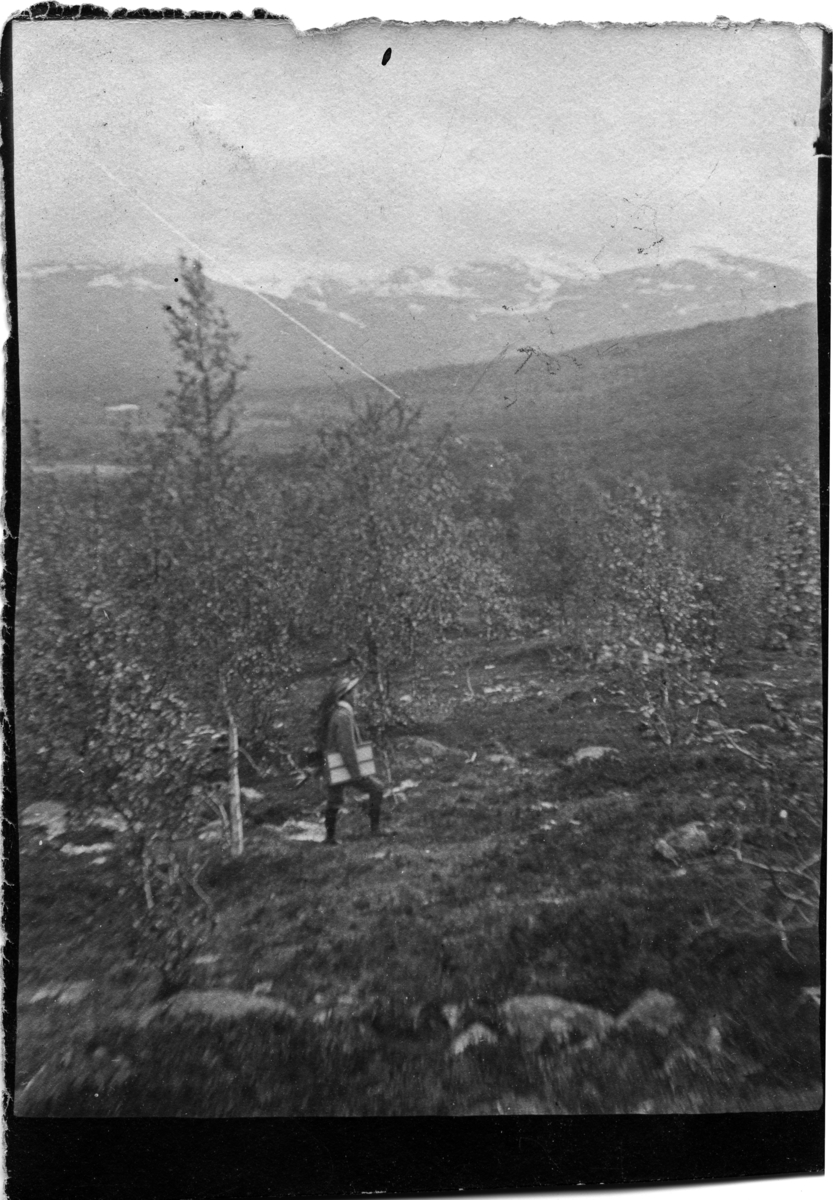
[368,302,820,493]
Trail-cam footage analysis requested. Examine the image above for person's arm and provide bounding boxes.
[334,708,363,781]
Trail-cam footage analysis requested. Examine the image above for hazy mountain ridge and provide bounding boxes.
[19,253,814,440]
[415,303,819,489]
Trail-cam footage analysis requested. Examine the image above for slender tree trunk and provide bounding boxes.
[365,625,389,719]
[227,711,244,857]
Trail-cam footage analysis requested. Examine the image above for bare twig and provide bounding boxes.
[237,744,262,776]
[141,855,155,912]
[209,795,230,833]
[187,863,213,912]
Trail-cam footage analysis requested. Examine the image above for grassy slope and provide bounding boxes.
[15,638,822,1116]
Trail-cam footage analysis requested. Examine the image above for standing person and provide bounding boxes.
[316,675,388,845]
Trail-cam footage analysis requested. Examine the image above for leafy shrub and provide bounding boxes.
[282,396,519,712]
[593,484,725,747]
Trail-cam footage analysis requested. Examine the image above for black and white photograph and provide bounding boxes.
[4,6,826,1134]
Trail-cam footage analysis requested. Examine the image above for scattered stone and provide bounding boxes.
[500,994,614,1049]
[657,821,711,857]
[240,787,264,802]
[396,737,468,764]
[23,980,94,1006]
[84,808,129,834]
[565,746,619,767]
[60,842,115,856]
[451,1023,498,1055]
[21,801,67,841]
[595,789,635,804]
[138,989,297,1028]
[252,981,274,995]
[194,954,220,966]
[616,990,683,1036]
[412,738,448,758]
[274,819,326,843]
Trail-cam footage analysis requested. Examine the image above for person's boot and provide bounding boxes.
[369,799,396,837]
[324,810,338,845]
[368,799,381,837]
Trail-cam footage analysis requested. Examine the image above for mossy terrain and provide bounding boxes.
[14,638,822,1116]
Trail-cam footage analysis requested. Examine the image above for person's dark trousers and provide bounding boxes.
[325,776,385,842]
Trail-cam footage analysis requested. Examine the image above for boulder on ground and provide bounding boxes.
[486,753,518,768]
[396,737,468,764]
[565,746,619,768]
[657,821,711,857]
[240,787,265,803]
[273,819,325,843]
[413,737,448,758]
[500,994,614,1048]
[451,1023,498,1055]
[615,990,683,1036]
[138,989,297,1028]
[21,801,67,840]
[653,838,678,862]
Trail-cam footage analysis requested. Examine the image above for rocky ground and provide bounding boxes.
[13,637,823,1116]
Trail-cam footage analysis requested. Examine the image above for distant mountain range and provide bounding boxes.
[18,252,814,448]
[17,253,818,494]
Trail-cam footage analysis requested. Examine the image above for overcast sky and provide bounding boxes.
[13,18,822,294]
